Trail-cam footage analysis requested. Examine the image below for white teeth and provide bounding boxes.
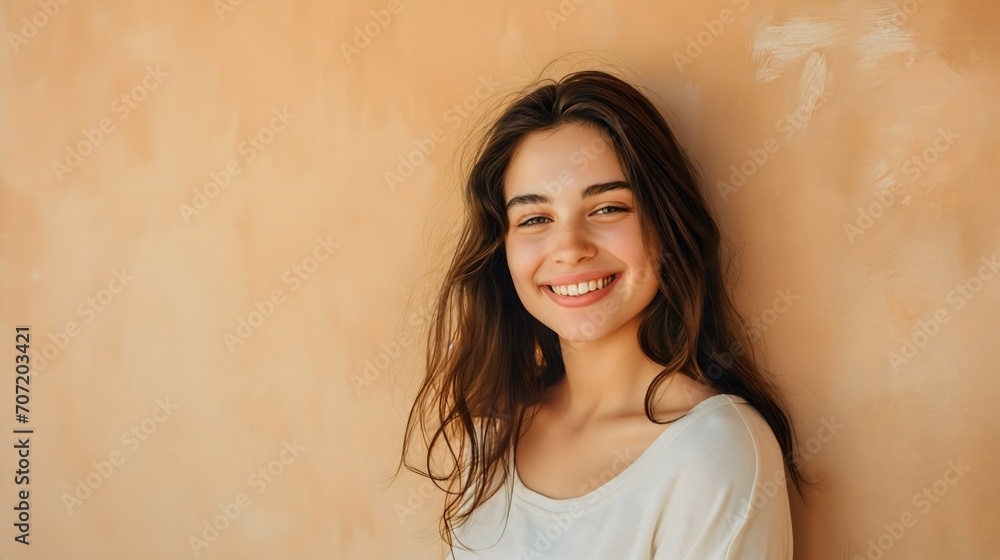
[548,275,615,296]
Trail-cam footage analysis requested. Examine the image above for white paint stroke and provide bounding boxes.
[795,51,828,132]
[751,16,840,83]
[751,8,922,84]
[750,7,927,135]
[873,161,896,195]
[857,11,917,70]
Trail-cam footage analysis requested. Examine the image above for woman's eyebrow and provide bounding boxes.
[505,181,631,213]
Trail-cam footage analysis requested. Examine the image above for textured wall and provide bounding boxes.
[1,1,998,558]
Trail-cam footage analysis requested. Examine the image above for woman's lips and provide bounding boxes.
[542,273,620,308]
[545,273,616,296]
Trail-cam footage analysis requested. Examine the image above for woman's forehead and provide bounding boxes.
[504,123,623,200]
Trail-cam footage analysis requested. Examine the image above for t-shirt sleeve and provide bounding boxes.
[652,402,793,560]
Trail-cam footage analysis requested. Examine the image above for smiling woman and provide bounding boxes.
[504,123,661,337]
[394,66,812,559]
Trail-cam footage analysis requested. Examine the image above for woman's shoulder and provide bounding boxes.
[653,394,790,528]
[671,393,786,479]
[652,394,793,558]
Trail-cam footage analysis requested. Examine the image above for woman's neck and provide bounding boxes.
[548,316,671,429]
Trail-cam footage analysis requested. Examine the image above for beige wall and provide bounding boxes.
[1,0,998,558]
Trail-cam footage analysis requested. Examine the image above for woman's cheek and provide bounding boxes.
[508,235,544,261]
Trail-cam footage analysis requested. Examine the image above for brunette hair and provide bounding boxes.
[393,64,811,551]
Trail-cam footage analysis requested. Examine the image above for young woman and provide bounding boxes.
[395,67,809,559]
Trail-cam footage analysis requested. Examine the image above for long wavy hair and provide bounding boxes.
[394,66,811,552]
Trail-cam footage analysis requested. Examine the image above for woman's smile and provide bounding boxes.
[541,273,620,308]
[503,122,660,341]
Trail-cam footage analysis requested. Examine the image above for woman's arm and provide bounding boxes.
[653,400,793,560]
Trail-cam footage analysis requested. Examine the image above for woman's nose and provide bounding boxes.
[550,220,596,265]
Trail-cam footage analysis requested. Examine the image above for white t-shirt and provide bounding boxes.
[443,394,793,559]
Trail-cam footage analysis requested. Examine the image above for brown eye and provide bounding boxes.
[517,216,549,228]
[594,205,629,215]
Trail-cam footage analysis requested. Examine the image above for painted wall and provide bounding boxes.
[1,1,997,558]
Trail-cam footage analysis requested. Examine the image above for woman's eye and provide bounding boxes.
[516,206,629,228]
[594,205,628,216]
[517,216,548,228]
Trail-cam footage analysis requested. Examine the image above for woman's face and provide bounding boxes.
[503,122,661,343]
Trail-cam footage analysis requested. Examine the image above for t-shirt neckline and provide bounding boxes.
[511,393,745,515]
